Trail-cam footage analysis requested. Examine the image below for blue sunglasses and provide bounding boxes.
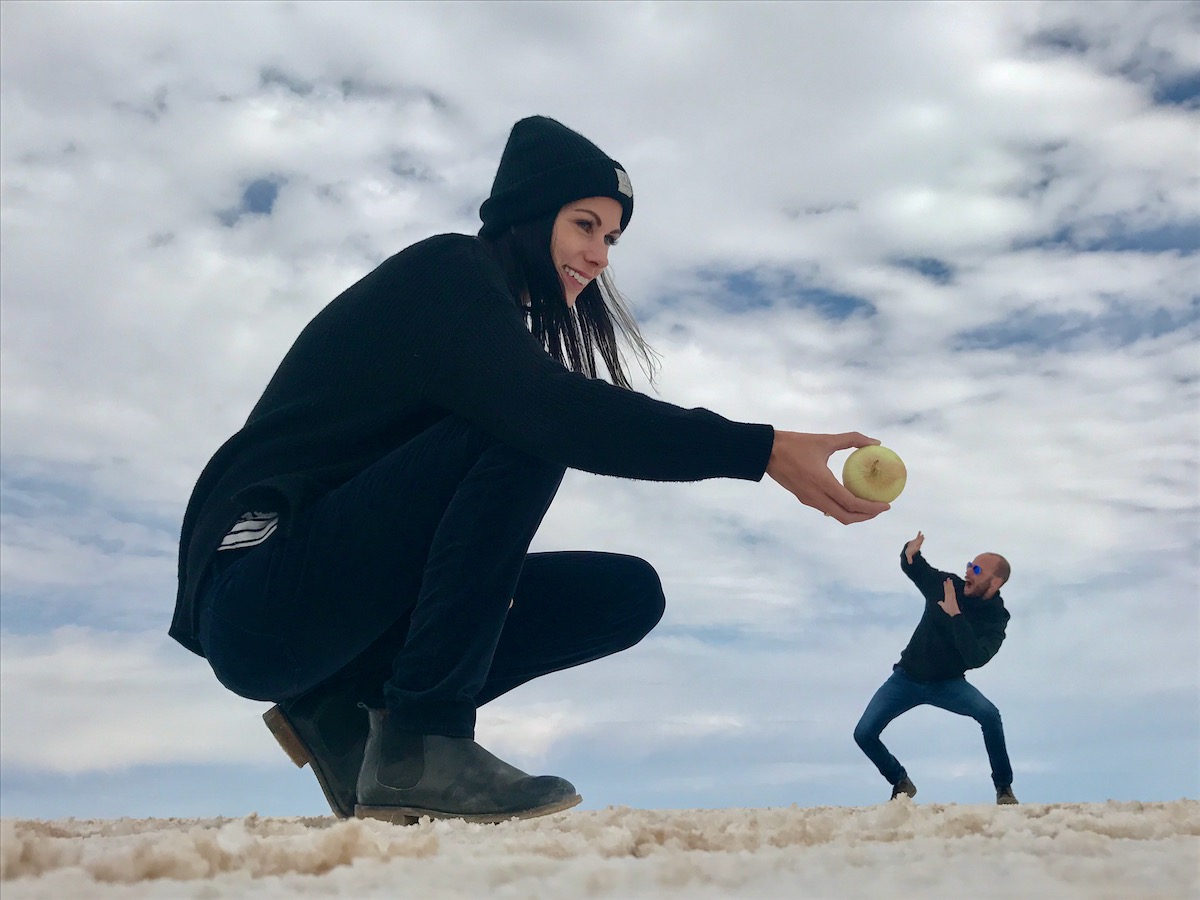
[966,562,982,575]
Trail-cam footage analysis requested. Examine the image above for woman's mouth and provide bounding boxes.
[562,265,589,287]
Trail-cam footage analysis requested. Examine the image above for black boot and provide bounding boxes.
[890,775,917,801]
[996,784,1019,805]
[263,685,369,819]
[355,708,582,824]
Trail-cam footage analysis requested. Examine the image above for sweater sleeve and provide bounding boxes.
[420,251,775,483]
[900,548,947,602]
[950,615,1006,669]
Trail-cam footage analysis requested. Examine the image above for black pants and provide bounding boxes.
[197,416,666,738]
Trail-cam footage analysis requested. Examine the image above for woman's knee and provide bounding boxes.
[620,555,666,636]
[469,423,566,492]
[577,553,665,645]
[515,449,568,493]
[437,416,566,481]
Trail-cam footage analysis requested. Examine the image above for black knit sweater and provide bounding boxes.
[171,234,776,656]
[895,547,1010,682]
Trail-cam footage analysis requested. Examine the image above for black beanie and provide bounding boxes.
[479,116,633,237]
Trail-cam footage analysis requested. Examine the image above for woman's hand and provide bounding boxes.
[765,431,891,524]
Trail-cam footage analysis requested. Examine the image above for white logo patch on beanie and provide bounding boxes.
[615,167,633,198]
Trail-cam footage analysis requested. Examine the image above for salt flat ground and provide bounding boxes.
[3,800,1197,898]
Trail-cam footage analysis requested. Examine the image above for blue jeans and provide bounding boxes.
[197,415,666,738]
[853,665,1014,788]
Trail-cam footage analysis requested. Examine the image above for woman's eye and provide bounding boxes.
[605,235,619,247]
[576,220,593,232]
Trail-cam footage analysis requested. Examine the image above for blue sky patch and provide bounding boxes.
[112,86,169,122]
[242,178,281,215]
[955,297,1199,351]
[3,471,94,516]
[389,151,434,182]
[891,257,955,284]
[1152,70,1200,108]
[1023,26,1199,110]
[1025,28,1089,56]
[690,268,876,319]
[259,68,313,96]
[658,624,790,648]
[1,470,182,534]
[0,762,302,819]
[218,177,285,227]
[1017,220,1200,255]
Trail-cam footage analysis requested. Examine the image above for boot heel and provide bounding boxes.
[355,805,418,826]
[263,705,310,768]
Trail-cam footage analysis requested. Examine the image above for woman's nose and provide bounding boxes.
[586,239,609,269]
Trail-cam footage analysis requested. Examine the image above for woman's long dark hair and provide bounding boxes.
[479,212,658,390]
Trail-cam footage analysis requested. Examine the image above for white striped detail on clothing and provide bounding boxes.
[219,511,279,550]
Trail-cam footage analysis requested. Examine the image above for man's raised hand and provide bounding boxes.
[904,530,925,564]
[938,577,961,617]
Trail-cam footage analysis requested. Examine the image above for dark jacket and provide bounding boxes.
[171,234,776,656]
[895,546,1010,682]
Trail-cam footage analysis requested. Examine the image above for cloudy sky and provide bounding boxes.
[2,0,1197,820]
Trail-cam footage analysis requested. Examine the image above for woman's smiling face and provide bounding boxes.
[549,196,623,308]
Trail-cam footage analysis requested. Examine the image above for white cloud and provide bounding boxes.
[0,0,1196,815]
[0,628,279,772]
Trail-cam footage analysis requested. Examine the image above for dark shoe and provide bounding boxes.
[355,708,582,824]
[996,785,1019,805]
[890,775,917,801]
[263,686,369,819]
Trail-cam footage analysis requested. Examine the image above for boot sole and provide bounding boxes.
[354,792,583,826]
[263,705,355,820]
